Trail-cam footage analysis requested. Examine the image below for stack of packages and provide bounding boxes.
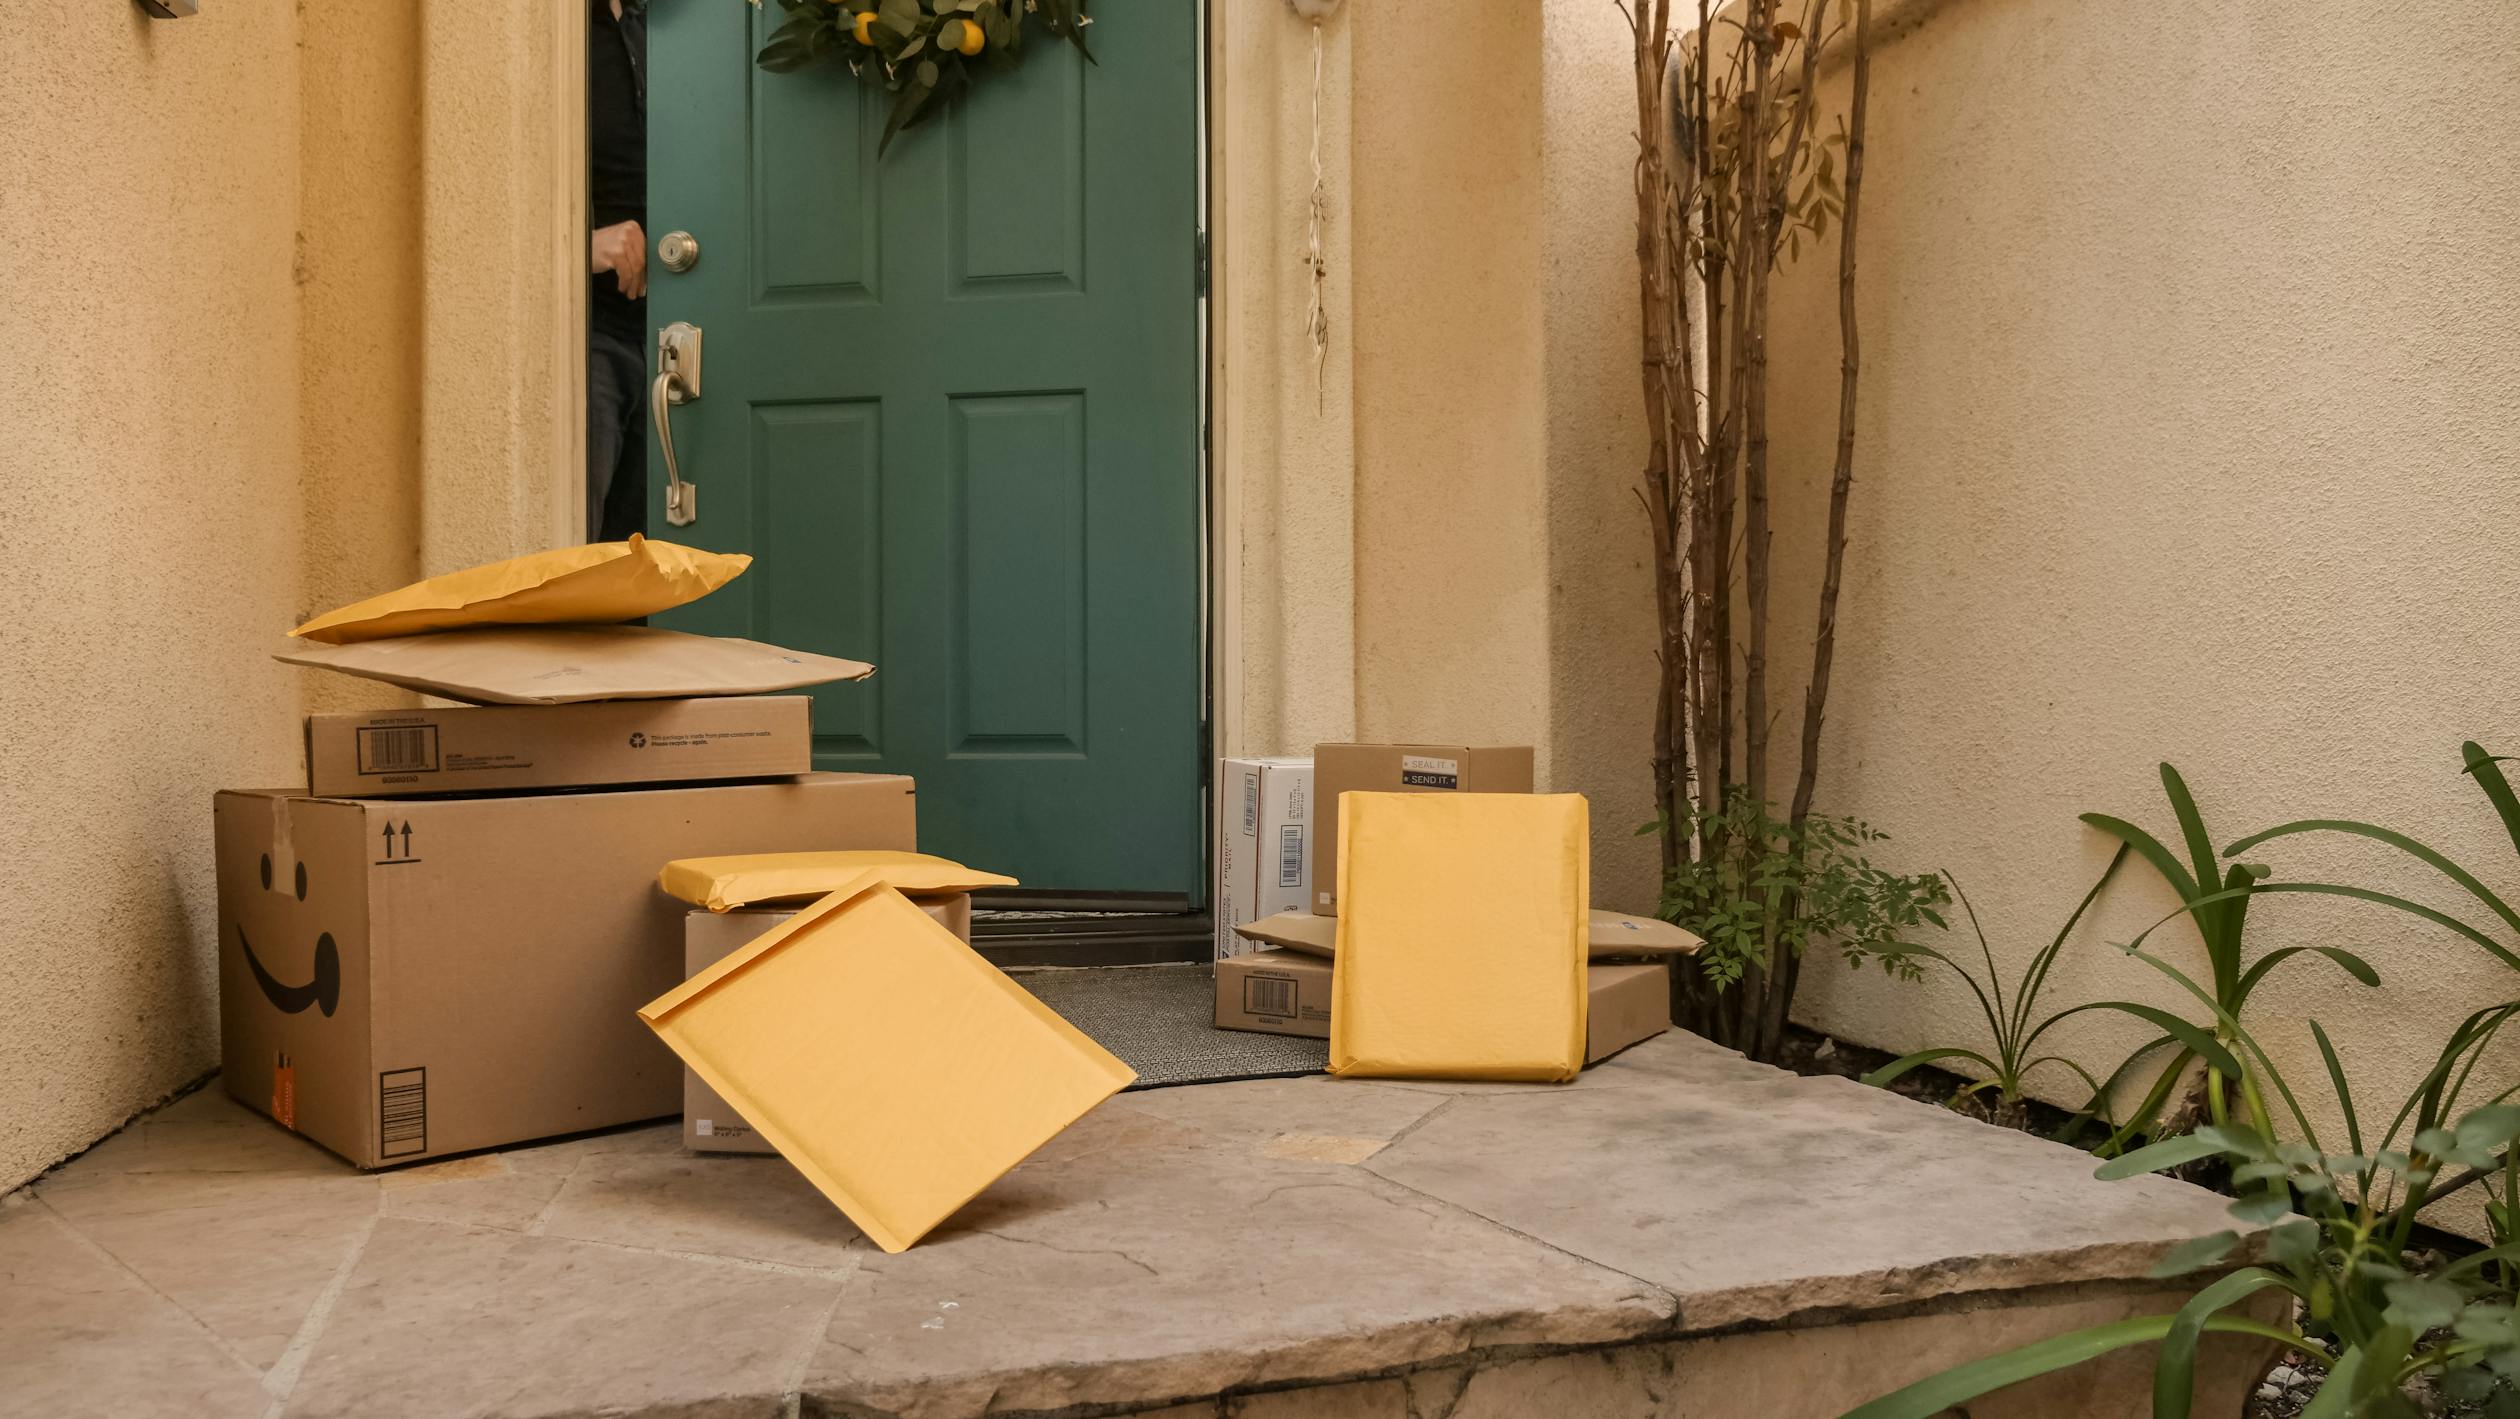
[221,537,1133,1254]
[1213,745,1701,1079]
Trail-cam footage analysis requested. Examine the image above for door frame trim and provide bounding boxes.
[553,0,590,549]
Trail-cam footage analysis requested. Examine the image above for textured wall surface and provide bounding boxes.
[1347,2,1551,758]
[1221,4,1662,913]
[1213,3,1358,760]
[0,6,314,1187]
[1763,0,2520,1212]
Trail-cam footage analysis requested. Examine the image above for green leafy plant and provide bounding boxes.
[1652,792,1949,1062]
[752,0,1093,152]
[1842,947,2520,1419]
[1859,848,2241,1131]
[2226,740,2520,978]
[2080,762,2380,1150]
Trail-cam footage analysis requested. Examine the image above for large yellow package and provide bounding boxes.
[638,875,1134,1253]
[659,849,1018,913]
[1329,792,1590,1083]
[291,534,750,644]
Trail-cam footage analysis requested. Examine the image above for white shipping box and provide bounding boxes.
[1215,757,1314,959]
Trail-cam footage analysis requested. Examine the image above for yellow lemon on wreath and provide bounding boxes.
[850,10,876,44]
[945,17,985,55]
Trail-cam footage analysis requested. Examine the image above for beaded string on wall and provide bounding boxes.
[1291,0,1341,412]
[750,0,1093,153]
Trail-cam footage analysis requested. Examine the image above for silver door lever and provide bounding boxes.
[653,321,703,527]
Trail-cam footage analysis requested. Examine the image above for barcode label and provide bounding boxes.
[1241,771,1259,836]
[1277,825,1304,888]
[1243,976,1297,1019]
[356,725,440,775]
[378,1068,427,1158]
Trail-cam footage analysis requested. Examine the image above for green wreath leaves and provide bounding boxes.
[753,0,1094,153]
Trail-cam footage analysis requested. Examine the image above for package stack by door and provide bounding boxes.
[1213,743,1703,1076]
[218,539,1131,1251]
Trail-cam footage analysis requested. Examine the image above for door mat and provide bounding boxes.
[1010,963,1328,1089]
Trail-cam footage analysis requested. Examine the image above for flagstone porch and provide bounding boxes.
[2,1030,2267,1418]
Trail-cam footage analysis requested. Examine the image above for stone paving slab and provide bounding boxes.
[1,1031,2256,1419]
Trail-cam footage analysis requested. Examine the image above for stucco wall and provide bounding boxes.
[1765,0,2520,1199]
[0,5,313,1187]
[1222,2,1663,913]
[0,7,439,1189]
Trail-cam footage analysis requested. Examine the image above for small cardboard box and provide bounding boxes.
[1309,744,1534,914]
[303,696,810,799]
[215,772,915,1168]
[1214,757,1314,959]
[1215,950,1671,1064]
[682,896,973,1155]
[1215,948,1335,1035]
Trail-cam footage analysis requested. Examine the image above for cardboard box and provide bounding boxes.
[303,696,810,799]
[1215,948,1335,1035]
[1216,950,1672,1064]
[682,896,972,1155]
[1309,744,1534,913]
[1231,906,1701,960]
[215,772,915,1168]
[1214,757,1314,959]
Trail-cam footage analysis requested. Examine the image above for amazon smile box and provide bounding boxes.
[214,772,915,1168]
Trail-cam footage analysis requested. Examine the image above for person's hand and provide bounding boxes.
[591,220,647,299]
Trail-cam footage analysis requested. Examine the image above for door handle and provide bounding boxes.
[652,321,702,527]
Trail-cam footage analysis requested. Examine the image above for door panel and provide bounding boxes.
[650,2,1201,900]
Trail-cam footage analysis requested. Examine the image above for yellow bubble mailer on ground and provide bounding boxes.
[638,874,1135,1252]
[291,534,750,643]
[1329,792,1591,1083]
[660,850,1019,913]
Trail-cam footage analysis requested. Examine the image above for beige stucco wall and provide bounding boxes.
[0,5,494,1188]
[1765,0,2520,1205]
[1220,0,1662,913]
[1,5,317,1187]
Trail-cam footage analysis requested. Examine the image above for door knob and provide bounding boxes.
[652,321,702,527]
[658,231,701,274]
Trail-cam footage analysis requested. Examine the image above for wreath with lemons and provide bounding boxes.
[752,0,1094,152]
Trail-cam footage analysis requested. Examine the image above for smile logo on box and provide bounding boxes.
[242,852,341,1017]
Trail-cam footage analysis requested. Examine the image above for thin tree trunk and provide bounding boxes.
[1789,0,1868,835]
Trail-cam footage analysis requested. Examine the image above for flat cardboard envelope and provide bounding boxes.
[1236,907,1699,959]
[278,624,873,705]
[292,534,750,644]
[638,875,1134,1253]
[1329,792,1590,1083]
[659,849,1019,913]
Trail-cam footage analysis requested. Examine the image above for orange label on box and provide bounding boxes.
[271,1053,296,1131]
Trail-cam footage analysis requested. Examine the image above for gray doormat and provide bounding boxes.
[1010,963,1328,1089]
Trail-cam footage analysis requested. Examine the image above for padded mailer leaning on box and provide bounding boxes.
[638,871,1135,1253]
[1329,792,1591,1083]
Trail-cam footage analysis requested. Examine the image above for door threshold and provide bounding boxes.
[972,909,1212,969]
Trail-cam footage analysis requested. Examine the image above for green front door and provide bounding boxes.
[648,2,1202,901]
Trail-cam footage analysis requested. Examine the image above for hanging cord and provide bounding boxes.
[1304,18,1330,414]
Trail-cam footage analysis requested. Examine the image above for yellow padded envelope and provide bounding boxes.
[292,534,749,643]
[638,876,1134,1252]
[659,850,1019,913]
[1330,792,1590,1083]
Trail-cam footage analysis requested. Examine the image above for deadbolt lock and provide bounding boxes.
[658,230,701,274]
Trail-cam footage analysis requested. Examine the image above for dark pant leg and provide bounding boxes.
[586,327,647,542]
